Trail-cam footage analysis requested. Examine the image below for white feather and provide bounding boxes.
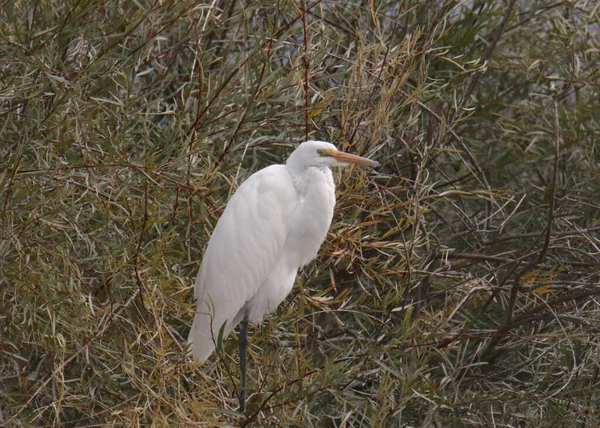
[188,141,375,361]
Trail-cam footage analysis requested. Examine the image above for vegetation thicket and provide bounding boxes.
[1,0,599,426]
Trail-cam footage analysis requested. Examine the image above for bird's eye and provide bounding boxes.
[317,149,324,156]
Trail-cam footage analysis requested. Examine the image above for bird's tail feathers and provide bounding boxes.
[187,306,243,361]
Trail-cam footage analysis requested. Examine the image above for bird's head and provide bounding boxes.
[286,140,379,171]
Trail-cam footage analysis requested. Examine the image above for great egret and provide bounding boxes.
[188,140,378,411]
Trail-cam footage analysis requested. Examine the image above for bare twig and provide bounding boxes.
[454,0,518,115]
[481,92,562,359]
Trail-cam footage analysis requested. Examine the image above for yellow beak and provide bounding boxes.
[331,150,379,167]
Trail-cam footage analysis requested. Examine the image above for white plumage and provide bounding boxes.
[188,140,378,361]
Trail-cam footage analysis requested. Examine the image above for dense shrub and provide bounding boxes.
[1,1,599,426]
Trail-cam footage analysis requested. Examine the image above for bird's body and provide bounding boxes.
[244,166,335,321]
[188,141,378,369]
[189,162,335,360]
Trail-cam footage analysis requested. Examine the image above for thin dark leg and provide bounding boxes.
[239,315,249,412]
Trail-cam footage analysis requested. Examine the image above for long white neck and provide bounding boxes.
[285,166,336,267]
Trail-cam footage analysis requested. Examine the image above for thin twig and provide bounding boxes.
[481,91,562,359]
[301,0,310,141]
[454,0,518,115]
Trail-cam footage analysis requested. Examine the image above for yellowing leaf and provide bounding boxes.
[309,93,333,118]
[533,285,558,295]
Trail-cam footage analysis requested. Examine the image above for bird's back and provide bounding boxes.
[188,165,300,361]
[244,166,336,322]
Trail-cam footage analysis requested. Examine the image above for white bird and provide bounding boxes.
[188,140,378,410]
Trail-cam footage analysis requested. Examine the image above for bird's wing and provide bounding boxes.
[188,164,299,360]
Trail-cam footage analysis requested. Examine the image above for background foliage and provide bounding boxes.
[1,0,599,426]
